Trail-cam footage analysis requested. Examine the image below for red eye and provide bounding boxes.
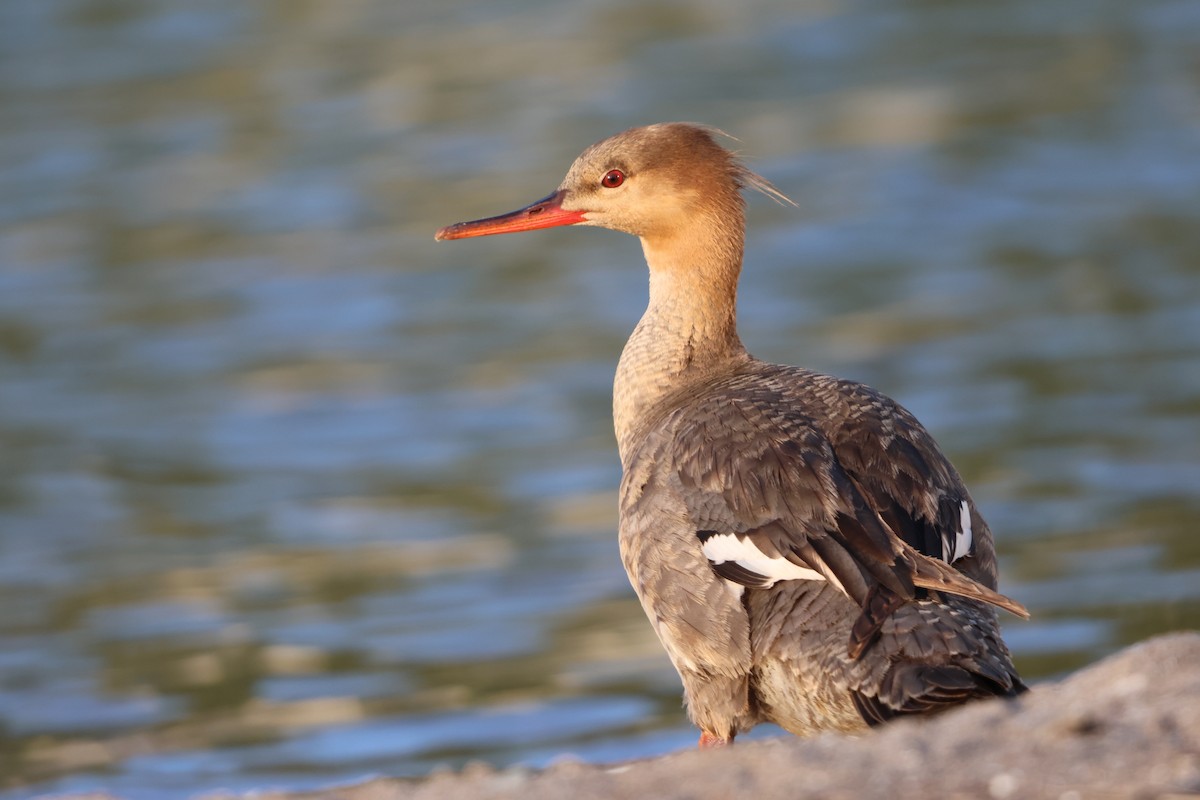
[601,169,625,188]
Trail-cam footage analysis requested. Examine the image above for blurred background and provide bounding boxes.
[1,0,1199,796]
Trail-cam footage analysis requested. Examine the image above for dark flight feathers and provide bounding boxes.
[666,366,1028,660]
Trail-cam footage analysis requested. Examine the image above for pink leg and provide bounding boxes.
[698,730,733,748]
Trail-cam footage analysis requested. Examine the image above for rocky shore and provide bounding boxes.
[198,632,1200,800]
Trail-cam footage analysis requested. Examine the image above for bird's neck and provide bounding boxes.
[614,217,749,463]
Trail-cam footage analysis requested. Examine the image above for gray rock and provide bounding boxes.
[210,632,1200,800]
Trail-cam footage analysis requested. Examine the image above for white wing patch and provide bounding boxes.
[701,533,827,586]
[940,500,974,563]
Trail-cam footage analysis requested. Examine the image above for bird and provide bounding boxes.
[435,122,1028,747]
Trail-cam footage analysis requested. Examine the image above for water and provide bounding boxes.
[2,0,1199,796]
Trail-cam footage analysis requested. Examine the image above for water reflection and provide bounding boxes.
[1,0,1199,797]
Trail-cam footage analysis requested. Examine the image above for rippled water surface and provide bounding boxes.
[2,0,1199,796]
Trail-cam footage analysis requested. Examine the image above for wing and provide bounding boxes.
[662,369,1027,659]
[822,377,989,576]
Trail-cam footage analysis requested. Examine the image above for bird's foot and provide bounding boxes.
[698,731,732,748]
